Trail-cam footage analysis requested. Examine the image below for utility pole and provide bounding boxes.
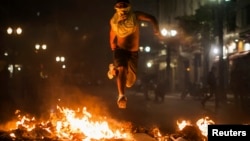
[166,43,171,92]
[216,0,225,107]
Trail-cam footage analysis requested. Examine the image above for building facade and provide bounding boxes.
[153,0,250,92]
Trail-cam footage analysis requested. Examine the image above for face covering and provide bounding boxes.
[111,5,138,37]
[115,6,131,21]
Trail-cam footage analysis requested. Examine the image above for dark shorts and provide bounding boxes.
[113,48,138,74]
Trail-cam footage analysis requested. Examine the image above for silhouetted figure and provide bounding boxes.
[181,80,192,100]
[154,80,166,103]
[230,56,250,111]
[21,65,40,114]
[0,62,9,97]
[230,65,241,106]
[0,62,13,122]
[106,0,162,108]
[201,66,218,109]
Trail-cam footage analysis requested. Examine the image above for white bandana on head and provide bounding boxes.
[111,5,137,37]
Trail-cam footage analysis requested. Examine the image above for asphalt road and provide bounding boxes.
[0,83,249,136]
[76,84,250,134]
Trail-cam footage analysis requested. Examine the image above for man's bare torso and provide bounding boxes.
[110,10,160,52]
[115,26,139,52]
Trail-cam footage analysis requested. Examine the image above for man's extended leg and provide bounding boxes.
[111,48,138,109]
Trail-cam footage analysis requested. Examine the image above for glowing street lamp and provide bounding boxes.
[7,27,22,35]
[56,56,65,62]
[161,28,177,37]
[56,56,66,69]
[144,46,151,52]
[35,44,47,50]
[146,61,153,68]
[213,48,219,55]
[6,26,23,77]
[35,43,47,54]
[160,28,178,68]
[161,28,178,91]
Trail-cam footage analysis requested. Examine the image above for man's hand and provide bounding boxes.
[111,44,117,51]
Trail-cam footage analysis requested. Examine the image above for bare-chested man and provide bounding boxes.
[108,0,161,108]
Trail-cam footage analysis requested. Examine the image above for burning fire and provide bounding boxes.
[167,117,215,141]
[5,106,132,141]
[176,120,192,131]
[177,117,214,137]
[1,103,216,141]
[196,116,215,137]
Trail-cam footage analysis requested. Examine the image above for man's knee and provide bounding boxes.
[117,66,126,71]
[117,66,128,76]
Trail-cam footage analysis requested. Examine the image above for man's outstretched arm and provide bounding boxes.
[135,11,162,38]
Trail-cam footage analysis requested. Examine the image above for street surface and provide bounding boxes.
[78,84,250,134]
[0,83,249,136]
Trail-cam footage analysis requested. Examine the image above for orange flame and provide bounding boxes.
[9,106,131,140]
[177,120,192,130]
[196,116,215,137]
[176,117,215,137]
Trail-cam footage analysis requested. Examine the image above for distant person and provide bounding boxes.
[154,79,166,103]
[201,66,218,108]
[0,61,9,97]
[107,0,162,108]
[230,58,250,111]
[181,80,192,100]
[229,65,241,106]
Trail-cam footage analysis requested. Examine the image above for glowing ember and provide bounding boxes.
[7,106,132,141]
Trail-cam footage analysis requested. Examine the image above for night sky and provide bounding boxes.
[0,0,159,81]
[0,0,162,126]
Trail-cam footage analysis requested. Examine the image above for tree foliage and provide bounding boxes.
[176,5,215,51]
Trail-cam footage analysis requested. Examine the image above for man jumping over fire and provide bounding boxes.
[107,0,162,108]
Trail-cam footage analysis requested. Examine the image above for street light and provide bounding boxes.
[161,28,177,37]
[35,43,47,53]
[35,44,47,50]
[7,27,22,35]
[211,0,226,99]
[145,46,151,52]
[6,26,23,77]
[34,43,48,79]
[56,56,65,62]
[161,28,177,92]
[56,56,66,69]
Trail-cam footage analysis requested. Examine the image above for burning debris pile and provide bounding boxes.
[133,117,215,141]
[0,106,132,141]
[0,105,215,141]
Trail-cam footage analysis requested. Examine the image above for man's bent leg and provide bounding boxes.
[116,66,128,108]
[126,60,137,88]
[126,66,136,88]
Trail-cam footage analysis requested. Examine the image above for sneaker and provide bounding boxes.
[117,95,127,109]
[107,64,115,79]
[126,66,136,88]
